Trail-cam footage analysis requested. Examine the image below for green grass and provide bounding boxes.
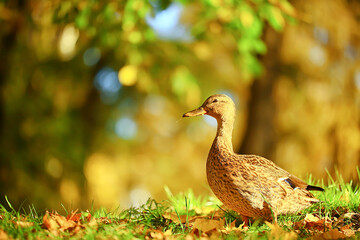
[1,171,360,239]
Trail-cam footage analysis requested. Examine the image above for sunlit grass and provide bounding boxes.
[1,171,360,239]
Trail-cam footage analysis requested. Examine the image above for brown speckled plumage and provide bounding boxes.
[183,94,323,223]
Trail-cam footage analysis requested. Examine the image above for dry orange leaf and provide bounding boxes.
[265,222,298,240]
[294,213,331,232]
[0,229,8,240]
[192,218,225,233]
[341,229,355,238]
[163,212,187,224]
[66,210,82,222]
[313,229,348,239]
[304,214,319,222]
[42,211,59,231]
[86,211,92,222]
[149,230,165,239]
[97,216,112,224]
[42,210,81,236]
[15,221,34,228]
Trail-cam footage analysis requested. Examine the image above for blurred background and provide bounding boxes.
[0,0,360,211]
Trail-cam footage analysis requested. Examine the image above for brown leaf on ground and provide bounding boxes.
[334,212,360,230]
[0,229,8,240]
[148,229,173,240]
[265,222,298,240]
[192,218,225,233]
[85,211,92,222]
[97,216,112,224]
[149,230,164,239]
[341,228,355,238]
[163,212,187,224]
[304,214,320,222]
[294,214,331,232]
[311,229,349,239]
[15,221,34,228]
[42,211,83,236]
[42,211,59,232]
[305,218,331,231]
[66,210,82,222]
[53,213,76,231]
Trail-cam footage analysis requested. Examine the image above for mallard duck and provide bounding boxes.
[183,94,323,225]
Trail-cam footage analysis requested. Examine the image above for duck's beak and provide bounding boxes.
[183,107,207,117]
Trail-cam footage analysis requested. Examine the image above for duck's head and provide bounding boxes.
[183,94,235,121]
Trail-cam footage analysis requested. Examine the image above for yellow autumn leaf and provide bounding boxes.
[162,212,187,224]
[192,218,224,233]
[304,213,320,222]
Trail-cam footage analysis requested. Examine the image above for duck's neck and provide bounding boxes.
[213,118,234,153]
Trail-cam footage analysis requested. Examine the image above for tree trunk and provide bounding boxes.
[239,27,281,160]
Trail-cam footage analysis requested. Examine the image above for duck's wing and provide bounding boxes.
[239,155,322,205]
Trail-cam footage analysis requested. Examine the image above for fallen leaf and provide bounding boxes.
[15,221,34,228]
[343,212,360,221]
[192,218,224,233]
[305,218,330,231]
[163,229,172,236]
[185,234,195,240]
[163,212,187,224]
[313,229,348,239]
[42,211,59,231]
[266,222,298,240]
[304,213,319,222]
[341,228,355,238]
[294,213,332,232]
[87,217,98,227]
[86,211,92,222]
[0,229,8,240]
[97,216,112,224]
[339,224,351,231]
[53,213,76,230]
[150,230,164,239]
[66,210,82,222]
[335,212,360,230]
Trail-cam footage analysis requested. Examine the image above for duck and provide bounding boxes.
[183,94,323,225]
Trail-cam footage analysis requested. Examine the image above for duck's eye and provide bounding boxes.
[212,99,219,103]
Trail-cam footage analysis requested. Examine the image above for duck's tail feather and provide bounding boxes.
[306,185,324,191]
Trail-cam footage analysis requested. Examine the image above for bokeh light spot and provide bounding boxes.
[129,187,151,208]
[119,65,138,86]
[204,115,217,128]
[194,42,212,60]
[115,117,138,140]
[354,70,360,90]
[309,45,326,66]
[313,26,329,45]
[94,67,122,104]
[146,3,192,42]
[83,47,101,66]
[186,121,208,142]
[45,157,63,178]
[128,31,143,44]
[58,24,79,60]
[144,94,166,116]
[60,179,80,205]
[84,153,121,207]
